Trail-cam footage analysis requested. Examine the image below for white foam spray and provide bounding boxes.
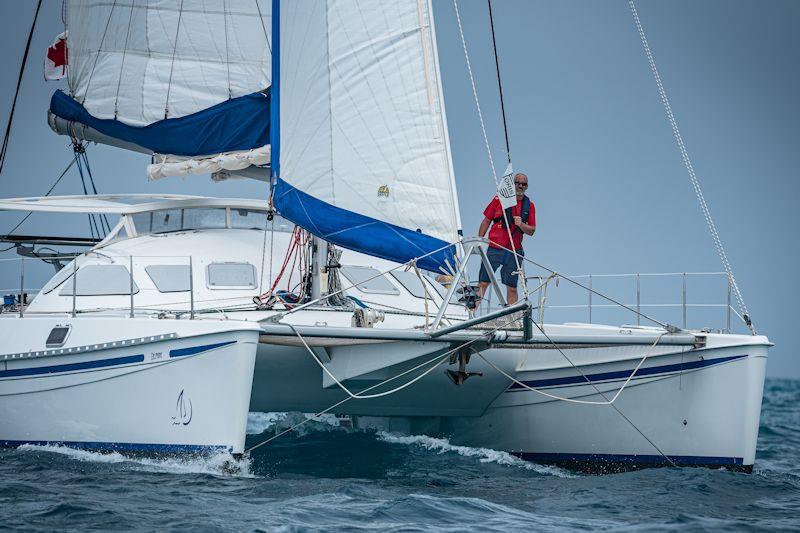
[16,444,253,477]
[377,432,574,478]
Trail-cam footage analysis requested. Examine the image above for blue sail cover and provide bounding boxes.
[274,179,455,273]
[50,89,269,158]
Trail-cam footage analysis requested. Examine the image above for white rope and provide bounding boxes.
[628,0,752,333]
[452,0,526,296]
[474,333,664,405]
[287,324,450,400]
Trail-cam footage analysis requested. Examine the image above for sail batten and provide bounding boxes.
[274,0,460,271]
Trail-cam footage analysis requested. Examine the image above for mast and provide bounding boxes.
[269,0,280,191]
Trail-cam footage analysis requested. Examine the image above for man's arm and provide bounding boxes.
[478,217,491,237]
[512,216,535,236]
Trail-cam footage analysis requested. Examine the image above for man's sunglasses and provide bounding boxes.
[514,181,528,187]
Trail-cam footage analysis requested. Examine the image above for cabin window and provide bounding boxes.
[41,260,79,294]
[132,208,226,235]
[340,266,400,295]
[389,271,429,299]
[58,265,139,296]
[145,265,191,293]
[45,326,71,347]
[183,208,226,231]
[206,262,257,289]
[230,209,267,230]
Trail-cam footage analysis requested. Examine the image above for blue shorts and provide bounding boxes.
[478,247,523,287]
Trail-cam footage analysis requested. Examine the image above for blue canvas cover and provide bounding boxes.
[274,178,456,273]
[50,89,269,157]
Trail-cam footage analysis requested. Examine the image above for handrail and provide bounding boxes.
[518,270,736,333]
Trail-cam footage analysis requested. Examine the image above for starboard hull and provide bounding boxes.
[442,342,768,472]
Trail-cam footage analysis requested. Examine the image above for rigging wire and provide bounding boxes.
[627,0,753,333]
[4,157,76,237]
[487,0,511,164]
[0,0,43,176]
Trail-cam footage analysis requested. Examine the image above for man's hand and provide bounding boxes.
[513,215,522,227]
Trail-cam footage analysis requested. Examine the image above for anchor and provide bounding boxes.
[445,345,483,386]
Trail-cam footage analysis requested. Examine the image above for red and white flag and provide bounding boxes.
[44,31,68,81]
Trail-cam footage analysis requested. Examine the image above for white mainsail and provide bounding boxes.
[273,0,461,271]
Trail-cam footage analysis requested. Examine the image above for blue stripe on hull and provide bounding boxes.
[0,354,144,378]
[0,440,230,454]
[508,354,747,391]
[0,340,238,379]
[274,178,456,273]
[516,451,748,473]
[169,340,237,358]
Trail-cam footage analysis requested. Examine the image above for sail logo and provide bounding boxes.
[377,185,390,198]
[171,389,193,426]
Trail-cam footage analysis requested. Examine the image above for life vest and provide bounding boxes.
[493,195,531,235]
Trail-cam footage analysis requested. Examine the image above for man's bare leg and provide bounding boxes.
[506,285,518,305]
[478,282,489,297]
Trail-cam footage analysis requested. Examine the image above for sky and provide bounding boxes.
[0,0,798,378]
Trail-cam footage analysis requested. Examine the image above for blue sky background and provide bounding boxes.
[0,1,797,377]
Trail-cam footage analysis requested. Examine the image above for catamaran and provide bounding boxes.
[0,0,770,472]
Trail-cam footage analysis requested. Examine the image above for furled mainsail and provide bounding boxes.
[50,0,272,175]
[273,0,460,272]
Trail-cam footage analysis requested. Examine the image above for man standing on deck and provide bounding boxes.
[477,172,536,305]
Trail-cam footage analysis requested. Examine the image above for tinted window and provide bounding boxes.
[146,265,191,293]
[340,266,399,295]
[230,209,267,230]
[59,265,139,296]
[42,260,79,294]
[206,263,257,289]
[183,208,226,230]
[46,326,70,347]
[390,271,429,299]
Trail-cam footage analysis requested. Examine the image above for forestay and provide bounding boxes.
[52,0,272,175]
[274,0,460,273]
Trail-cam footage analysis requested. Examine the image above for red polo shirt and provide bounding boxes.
[483,195,536,251]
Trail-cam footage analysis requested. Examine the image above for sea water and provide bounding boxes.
[1,379,798,531]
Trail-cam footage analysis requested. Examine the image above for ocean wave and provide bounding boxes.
[16,444,252,477]
[376,432,574,478]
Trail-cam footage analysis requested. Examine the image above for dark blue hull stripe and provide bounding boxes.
[0,440,230,454]
[516,451,744,466]
[0,354,144,378]
[169,340,237,358]
[0,340,238,378]
[508,354,747,391]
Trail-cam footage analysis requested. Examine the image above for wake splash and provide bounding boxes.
[16,444,253,477]
[377,432,574,478]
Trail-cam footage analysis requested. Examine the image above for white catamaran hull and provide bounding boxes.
[442,342,768,472]
[0,317,260,455]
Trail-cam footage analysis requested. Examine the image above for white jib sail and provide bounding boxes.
[65,0,272,126]
[278,0,461,246]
